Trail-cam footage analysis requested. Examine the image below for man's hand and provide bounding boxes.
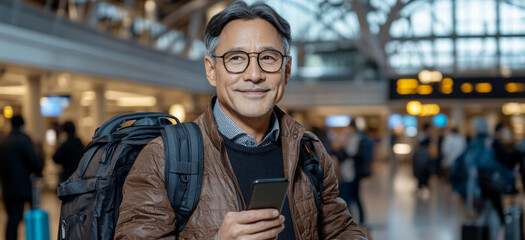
[217,209,285,240]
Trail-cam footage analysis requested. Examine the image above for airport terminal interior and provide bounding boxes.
[0,0,524,239]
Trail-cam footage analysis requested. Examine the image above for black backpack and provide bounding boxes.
[57,112,203,240]
[57,112,323,240]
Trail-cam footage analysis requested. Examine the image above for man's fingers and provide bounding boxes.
[245,220,285,240]
[232,209,280,224]
[242,214,284,234]
[218,211,284,240]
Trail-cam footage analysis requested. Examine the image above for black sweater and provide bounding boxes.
[223,136,295,239]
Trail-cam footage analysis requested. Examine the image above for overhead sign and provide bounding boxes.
[389,77,525,100]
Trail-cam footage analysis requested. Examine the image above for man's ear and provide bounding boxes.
[204,56,217,87]
[284,56,292,85]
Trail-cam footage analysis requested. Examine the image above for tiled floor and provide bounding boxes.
[362,161,464,240]
[0,160,522,240]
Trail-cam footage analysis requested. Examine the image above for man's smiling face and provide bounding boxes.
[204,18,292,121]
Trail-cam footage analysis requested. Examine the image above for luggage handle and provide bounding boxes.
[94,112,179,137]
[30,174,45,209]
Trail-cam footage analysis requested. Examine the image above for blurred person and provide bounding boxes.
[389,128,400,174]
[114,1,367,239]
[474,119,506,221]
[492,122,512,167]
[418,123,439,173]
[507,137,525,192]
[0,115,42,240]
[441,128,466,178]
[333,121,367,224]
[412,138,431,196]
[419,123,432,144]
[514,139,525,190]
[311,126,332,153]
[474,118,509,240]
[452,118,511,240]
[435,128,445,176]
[53,121,84,183]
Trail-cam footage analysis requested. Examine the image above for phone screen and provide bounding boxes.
[246,178,289,212]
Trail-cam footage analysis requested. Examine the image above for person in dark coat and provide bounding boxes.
[0,115,42,240]
[514,139,525,190]
[53,121,84,183]
[492,122,512,167]
[333,121,367,224]
[413,138,431,192]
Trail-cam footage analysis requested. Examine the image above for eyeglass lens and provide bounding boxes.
[222,50,283,73]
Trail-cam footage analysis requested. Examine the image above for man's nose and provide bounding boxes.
[243,55,264,83]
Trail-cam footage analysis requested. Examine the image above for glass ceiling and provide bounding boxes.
[245,0,525,78]
[19,0,525,79]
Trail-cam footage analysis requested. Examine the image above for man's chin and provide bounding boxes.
[236,106,273,119]
[238,112,270,118]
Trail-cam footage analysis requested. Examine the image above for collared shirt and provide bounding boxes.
[213,99,280,147]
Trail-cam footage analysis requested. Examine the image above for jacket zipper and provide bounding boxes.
[218,141,245,211]
[217,129,305,238]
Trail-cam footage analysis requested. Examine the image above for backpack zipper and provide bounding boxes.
[61,220,66,240]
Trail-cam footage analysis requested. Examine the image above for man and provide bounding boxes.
[115,1,366,239]
[0,115,42,240]
[492,122,512,167]
[53,121,84,183]
[333,120,367,224]
[514,139,525,192]
[412,138,431,197]
[441,128,466,178]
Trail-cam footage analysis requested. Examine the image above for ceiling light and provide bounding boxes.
[0,86,25,95]
[169,104,186,122]
[116,97,157,107]
[393,144,411,155]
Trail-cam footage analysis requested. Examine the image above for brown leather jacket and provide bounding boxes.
[115,100,367,239]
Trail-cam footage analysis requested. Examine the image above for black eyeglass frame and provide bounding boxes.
[212,50,289,73]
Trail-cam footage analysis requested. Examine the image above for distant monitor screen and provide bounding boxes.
[325,115,351,128]
[388,114,403,129]
[433,113,448,128]
[41,95,70,117]
[403,115,417,128]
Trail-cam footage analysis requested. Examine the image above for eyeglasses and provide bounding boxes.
[213,50,287,73]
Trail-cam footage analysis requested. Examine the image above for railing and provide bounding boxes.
[18,0,203,59]
[0,0,211,92]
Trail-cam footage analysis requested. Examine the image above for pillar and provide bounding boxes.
[153,94,165,113]
[92,83,105,127]
[22,75,44,143]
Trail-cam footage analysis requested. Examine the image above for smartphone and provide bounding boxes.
[246,178,289,212]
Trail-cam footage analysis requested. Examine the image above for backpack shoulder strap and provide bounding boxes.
[299,134,324,211]
[161,122,204,236]
[299,134,324,238]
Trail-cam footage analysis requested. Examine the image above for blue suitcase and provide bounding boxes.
[25,208,50,240]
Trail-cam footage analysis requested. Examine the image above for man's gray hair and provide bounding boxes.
[204,1,292,57]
